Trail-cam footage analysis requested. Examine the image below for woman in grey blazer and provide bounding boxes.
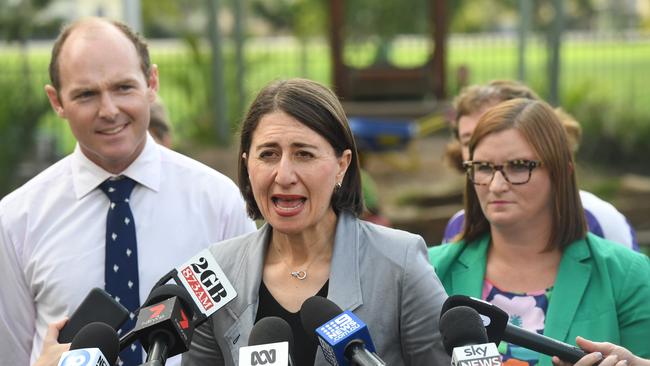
[182,78,449,366]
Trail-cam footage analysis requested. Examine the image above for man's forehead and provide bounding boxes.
[56,27,143,91]
[64,22,132,53]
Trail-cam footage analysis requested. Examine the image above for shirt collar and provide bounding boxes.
[71,133,162,199]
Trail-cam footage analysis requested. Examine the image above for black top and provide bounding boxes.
[255,280,329,366]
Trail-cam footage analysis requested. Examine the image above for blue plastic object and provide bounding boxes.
[348,116,416,152]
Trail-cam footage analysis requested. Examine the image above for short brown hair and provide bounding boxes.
[446,81,586,172]
[462,98,587,251]
[238,78,363,220]
[48,18,151,92]
[453,80,540,135]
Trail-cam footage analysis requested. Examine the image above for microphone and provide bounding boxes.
[58,287,129,343]
[439,306,501,366]
[238,316,295,366]
[441,295,589,363]
[120,284,196,366]
[58,322,120,366]
[300,296,386,366]
[160,249,238,326]
[134,248,239,346]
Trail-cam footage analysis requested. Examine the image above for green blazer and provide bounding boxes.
[428,233,650,366]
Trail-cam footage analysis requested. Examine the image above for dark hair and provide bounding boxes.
[462,98,587,250]
[238,78,363,220]
[48,18,151,92]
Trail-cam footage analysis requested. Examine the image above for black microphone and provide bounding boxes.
[58,322,120,366]
[120,284,196,366]
[237,316,295,366]
[442,295,588,363]
[300,296,385,366]
[58,288,129,343]
[439,306,490,355]
[440,306,502,366]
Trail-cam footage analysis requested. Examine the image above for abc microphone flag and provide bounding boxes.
[239,342,289,366]
[238,316,295,366]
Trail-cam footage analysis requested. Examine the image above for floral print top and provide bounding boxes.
[482,280,554,366]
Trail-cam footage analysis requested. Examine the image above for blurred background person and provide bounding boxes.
[182,78,449,366]
[429,98,650,366]
[148,96,173,148]
[441,80,638,251]
[358,151,392,227]
[360,169,392,227]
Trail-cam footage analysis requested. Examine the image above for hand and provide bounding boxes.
[33,318,71,366]
[552,336,649,366]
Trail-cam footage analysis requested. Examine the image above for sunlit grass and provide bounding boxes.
[3,33,650,153]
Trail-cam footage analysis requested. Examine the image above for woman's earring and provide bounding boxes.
[335,182,342,191]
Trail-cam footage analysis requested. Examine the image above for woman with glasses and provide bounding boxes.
[429,98,650,366]
[441,80,638,250]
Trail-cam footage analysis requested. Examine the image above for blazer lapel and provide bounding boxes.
[314,213,363,365]
[451,236,490,298]
[544,237,592,343]
[223,225,271,364]
[327,212,363,312]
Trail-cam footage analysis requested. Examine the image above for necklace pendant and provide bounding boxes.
[291,270,307,280]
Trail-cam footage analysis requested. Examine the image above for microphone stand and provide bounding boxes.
[139,333,170,366]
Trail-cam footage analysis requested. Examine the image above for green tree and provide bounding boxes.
[0,0,55,196]
[251,0,325,76]
[141,0,242,146]
[344,0,430,64]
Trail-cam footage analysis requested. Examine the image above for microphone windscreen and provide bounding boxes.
[441,294,509,344]
[439,306,489,356]
[143,283,196,319]
[299,296,342,342]
[249,317,295,354]
[70,321,120,365]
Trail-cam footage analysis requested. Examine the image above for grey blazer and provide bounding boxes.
[182,212,450,366]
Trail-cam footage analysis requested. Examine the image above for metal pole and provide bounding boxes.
[432,0,447,100]
[123,0,142,33]
[517,0,531,82]
[232,0,246,118]
[548,0,564,106]
[206,0,229,145]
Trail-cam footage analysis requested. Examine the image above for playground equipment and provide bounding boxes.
[328,0,450,170]
[349,113,447,170]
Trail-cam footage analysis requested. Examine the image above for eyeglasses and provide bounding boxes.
[463,159,543,185]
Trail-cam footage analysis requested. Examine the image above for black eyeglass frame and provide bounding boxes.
[462,159,544,185]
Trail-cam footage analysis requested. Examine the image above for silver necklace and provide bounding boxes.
[274,243,330,280]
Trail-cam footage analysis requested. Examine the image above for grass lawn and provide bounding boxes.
[2,33,650,153]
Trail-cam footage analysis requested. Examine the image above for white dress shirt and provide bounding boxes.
[0,134,256,365]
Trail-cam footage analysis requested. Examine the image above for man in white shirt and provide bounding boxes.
[0,17,256,366]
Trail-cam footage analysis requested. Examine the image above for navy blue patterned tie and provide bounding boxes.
[99,177,141,366]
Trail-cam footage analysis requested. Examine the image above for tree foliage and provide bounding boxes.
[0,0,55,196]
[251,0,326,38]
[344,0,429,39]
